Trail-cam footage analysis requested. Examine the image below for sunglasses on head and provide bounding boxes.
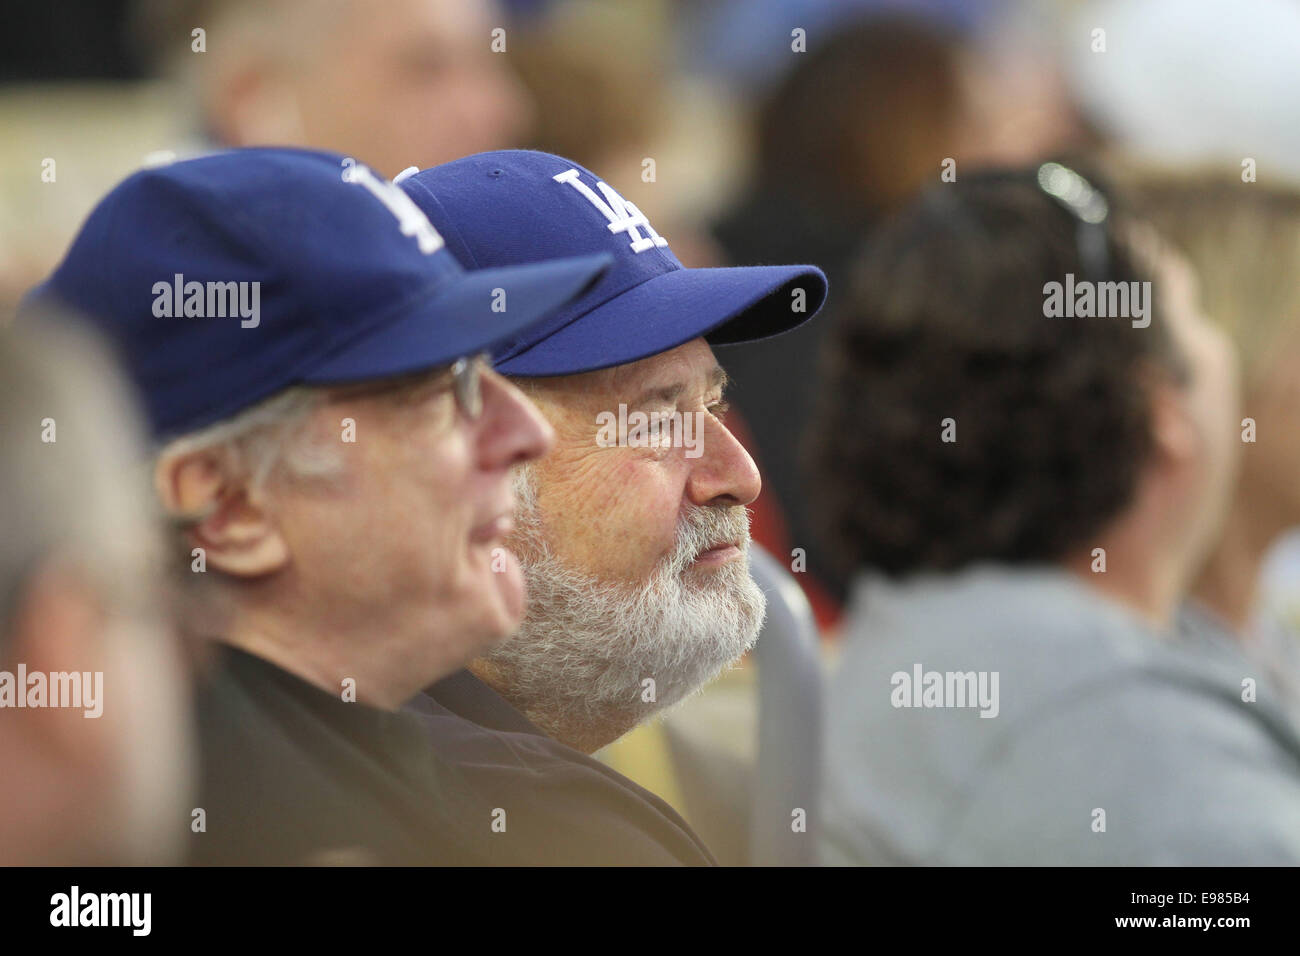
[1034,161,1111,281]
[925,161,1114,281]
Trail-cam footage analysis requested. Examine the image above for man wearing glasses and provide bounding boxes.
[25,147,609,865]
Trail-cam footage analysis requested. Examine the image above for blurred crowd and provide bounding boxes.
[5,0,1300,866]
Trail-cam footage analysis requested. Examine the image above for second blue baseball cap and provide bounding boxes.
[24,147,611,439]
[398,150,828,376]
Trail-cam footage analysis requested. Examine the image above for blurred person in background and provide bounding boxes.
[696,2,1098,625]
[25,148,608,864]
[507,1,734,275]
[704,3,1103,624]
[812,165,1300,864]
[712,14,964,283]
[131,0,533,177]
[0,316,192,865]
[509,2,664,187]
[0,0,533,317]
[711,13,965,620]
[1123,173,1300,710]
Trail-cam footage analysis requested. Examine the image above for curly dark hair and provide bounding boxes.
[808,166,1191,578]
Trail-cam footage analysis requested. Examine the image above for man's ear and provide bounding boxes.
[153,447,290,578]
[211,62,306,148]
[1147,372,1200,468]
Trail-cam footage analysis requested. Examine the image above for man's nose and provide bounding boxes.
[684,414,762,508]
[475,369,554,470]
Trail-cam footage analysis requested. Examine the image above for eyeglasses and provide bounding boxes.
[448,352,490,421]
[324,351,490,420]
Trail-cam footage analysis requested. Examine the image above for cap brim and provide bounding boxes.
[493,263,827,377]
[304,252,612,383]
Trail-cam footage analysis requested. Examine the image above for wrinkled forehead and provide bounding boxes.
[527,338,725,404]
[613,339,725,390]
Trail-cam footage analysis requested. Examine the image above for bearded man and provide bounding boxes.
[399,151,827,865]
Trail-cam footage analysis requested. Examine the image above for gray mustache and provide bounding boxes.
[667,505,751,574]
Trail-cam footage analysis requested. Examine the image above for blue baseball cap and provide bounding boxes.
[398,150,828,376]
[23,147,610,439]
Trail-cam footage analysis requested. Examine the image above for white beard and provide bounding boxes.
[481,469,767,752]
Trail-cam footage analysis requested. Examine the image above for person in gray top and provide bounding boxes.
[809,164,1300,864]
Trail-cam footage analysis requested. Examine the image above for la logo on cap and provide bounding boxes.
[344,161,445,255]
[553,168,668,254]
